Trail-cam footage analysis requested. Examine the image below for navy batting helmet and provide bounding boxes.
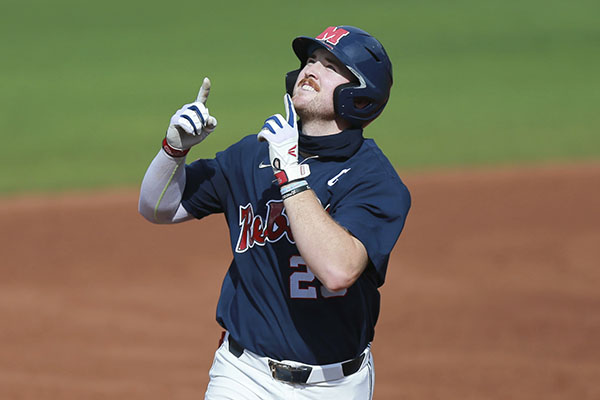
[286,26,393,127]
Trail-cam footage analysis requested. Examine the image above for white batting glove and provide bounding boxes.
[163,77,218,157]
[257,94,310,186]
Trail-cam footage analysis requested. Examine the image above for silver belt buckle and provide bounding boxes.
[268,360,312,383]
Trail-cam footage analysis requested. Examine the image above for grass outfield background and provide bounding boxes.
[0,0,598,193]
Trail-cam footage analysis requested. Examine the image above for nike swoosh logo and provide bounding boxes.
[327,168,351,186]
[259,161,271,169]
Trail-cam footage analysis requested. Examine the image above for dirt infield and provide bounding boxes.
[1,163,599,399]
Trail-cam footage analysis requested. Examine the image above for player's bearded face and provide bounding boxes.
[292,49,355,121]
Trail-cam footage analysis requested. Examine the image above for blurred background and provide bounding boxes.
[1,1,599,399]
[1,0,598,194]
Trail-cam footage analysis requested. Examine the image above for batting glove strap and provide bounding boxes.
[274,164,311,186]
[162,137,190,158]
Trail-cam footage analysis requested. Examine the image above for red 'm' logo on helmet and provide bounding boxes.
[315,26,350,46]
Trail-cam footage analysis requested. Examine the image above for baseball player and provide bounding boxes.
[139,25,411,399]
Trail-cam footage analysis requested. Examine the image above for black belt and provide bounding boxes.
[228,336,365,384]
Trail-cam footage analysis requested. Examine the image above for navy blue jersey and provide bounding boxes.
[182,133,410,365]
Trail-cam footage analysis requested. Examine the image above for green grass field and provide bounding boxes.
[1,0,598,193]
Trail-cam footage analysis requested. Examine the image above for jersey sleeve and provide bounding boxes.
[181,157,228,219]
[331,176,411,285]
[180,135,260,219]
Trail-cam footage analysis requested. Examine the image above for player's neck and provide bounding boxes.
[300,116,351,137]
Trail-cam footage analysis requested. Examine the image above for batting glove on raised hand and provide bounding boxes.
[257,94,310,186]
[163,77,218,157]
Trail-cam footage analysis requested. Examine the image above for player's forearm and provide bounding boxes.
[284,189,368,292]
[138,150,190,224]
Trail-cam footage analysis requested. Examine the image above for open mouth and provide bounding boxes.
[297,78,320,92]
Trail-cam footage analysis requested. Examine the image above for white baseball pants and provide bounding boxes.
[204,333,375,399]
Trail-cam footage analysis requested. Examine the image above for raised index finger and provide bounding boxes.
[284,93,297,128]
[196,77,211,104]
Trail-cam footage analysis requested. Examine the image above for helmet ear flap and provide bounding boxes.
[285,69,300,96]
[334,83,380,128]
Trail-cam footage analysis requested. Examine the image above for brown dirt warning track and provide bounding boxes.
[1,163,599,399]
